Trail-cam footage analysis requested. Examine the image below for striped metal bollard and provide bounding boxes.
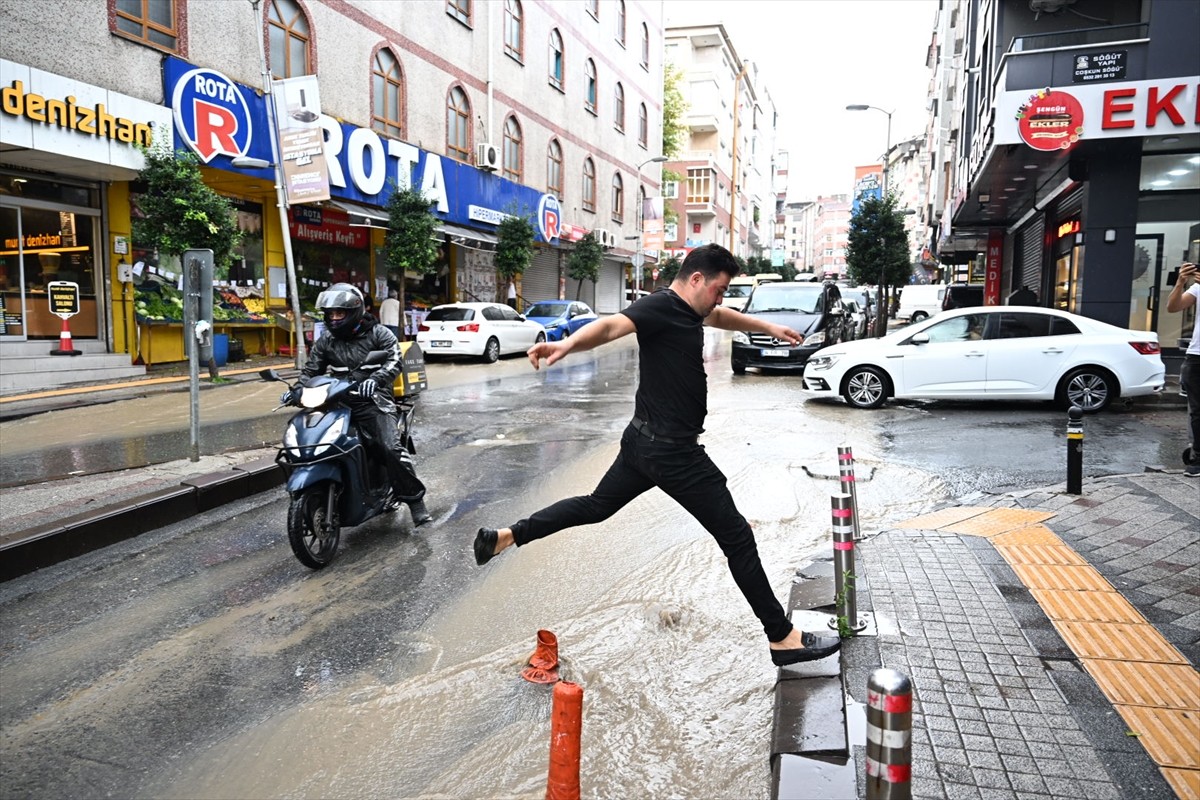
[1066,405,1083,495]
[866,668,913,800]
[829,492,867,634]
[837,446,862,541]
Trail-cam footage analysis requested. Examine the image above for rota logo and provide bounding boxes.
[171,68,253,162]
[538,194,561,243]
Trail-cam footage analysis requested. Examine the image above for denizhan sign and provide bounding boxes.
[163,57,558,242]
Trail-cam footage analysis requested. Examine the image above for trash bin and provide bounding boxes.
[228,337,246,362]
[212,333,229,367]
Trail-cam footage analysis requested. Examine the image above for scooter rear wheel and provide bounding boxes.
[287,483,341,569]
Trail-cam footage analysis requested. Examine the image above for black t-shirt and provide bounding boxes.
[620,288,708,438]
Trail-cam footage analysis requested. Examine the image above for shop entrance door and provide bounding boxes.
[1129,233,1165,333]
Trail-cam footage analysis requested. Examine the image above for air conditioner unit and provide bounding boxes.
[592,228,614,248]
[475,142,499,172]
[661,181,679,200]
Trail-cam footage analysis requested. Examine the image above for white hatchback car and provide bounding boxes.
[416,302,546,363]
[802,306,1164,413]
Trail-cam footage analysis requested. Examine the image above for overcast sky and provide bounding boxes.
[662,0,939,201]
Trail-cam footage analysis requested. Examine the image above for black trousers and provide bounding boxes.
[510,423,793,642]
[1184,354,1199,449]
[353,402,425,502]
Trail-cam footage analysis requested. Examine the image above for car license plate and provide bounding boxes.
[431,340,451,348]
[761,348,789,357]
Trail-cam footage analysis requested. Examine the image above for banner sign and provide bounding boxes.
[47,281,80,318]
[852,164,883,215]
[984,231,1003,306]
[642,196,664,250]
[272,75,331,204]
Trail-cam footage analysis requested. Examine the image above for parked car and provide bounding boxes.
[896,284,947,323]
[842,299,870,341]
[416,302,546,363]
[523,300,597,341]
[802,306,1164,412]
[723,273,784,312]
[942,283,985,312]
[839,285,878,329]
[730,281,848,374]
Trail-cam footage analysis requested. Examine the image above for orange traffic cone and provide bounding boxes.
[522,629,560,684]
[50,316,80,356]
[545,680,583,800]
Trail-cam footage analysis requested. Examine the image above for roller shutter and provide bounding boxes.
[594,257,624,313]
[521,247,562,306]
[1017,217,1045,299]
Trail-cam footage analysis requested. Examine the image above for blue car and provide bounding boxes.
[523,300,598,342]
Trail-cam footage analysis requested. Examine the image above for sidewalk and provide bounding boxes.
[773,470,1199,800]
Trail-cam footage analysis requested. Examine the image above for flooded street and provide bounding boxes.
[0,330,1186,798]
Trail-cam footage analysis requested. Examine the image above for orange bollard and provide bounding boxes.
[545,680,583,800]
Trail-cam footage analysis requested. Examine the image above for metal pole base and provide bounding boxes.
[829,616,869,633]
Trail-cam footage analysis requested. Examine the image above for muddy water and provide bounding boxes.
[138,352,947,799]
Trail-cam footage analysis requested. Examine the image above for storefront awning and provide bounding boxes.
[438,222,498,251]
[328,199,389,228]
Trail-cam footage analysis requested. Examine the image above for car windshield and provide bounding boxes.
[425,307,474,322]
[745,284,825,314]
[525,302,567,317]
[724,285,752,298]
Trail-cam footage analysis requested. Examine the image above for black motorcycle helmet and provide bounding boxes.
[316,283,366,339]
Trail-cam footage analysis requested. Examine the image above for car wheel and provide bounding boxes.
[482,337,500,363]
[911,311,928,323]
[1058,367,1115,413]
[732,358,746,375]
[842,366,888,409]
[535,331,546,344]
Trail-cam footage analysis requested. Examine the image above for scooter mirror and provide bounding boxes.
[260,368,282,381]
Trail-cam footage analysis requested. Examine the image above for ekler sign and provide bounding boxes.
[162,57,558,242]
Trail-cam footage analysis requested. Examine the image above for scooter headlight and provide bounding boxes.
[284,424,300,452]
[313,417,346,456]
[299,384,331,408]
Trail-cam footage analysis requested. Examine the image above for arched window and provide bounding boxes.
[547,138,563,198]
[611,172,624,223]
[548,29,564,89]
[585,0,598,20]
[503,0,523,61]
[503,115,523,182]
[640,22,650,68]
[584,59,597,114]
[638,103,648,148]
[372,48,404,139]
[268,0,311,78]
[582,157,596,212]
[613,82,625,132]
[638,185,647,226]
[615,1,626,45]
[446,86,471,161]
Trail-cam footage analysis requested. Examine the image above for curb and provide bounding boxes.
[0,457,285,582]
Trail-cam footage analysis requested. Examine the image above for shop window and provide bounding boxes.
[372,48,405,140]
[611,172,624,223]
[446,86,471,161]
[503,115,523,183]
[613,82,625,133]
[113,0,180,52]
[582,157,596,213]
[584,59,597,114]
[447,0,471,26]
[548,29,564,90]
[268,0,312,78]
[547,139,563,199]
[504,0,523,62]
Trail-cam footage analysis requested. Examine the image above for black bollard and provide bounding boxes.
[1066,406,1083,495]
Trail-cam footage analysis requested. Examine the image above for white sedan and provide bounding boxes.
[416,302,546,363]
[802,306,1165,413]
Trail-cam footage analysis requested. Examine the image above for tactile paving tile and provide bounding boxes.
[1162,768,1200,800]
[1010,563,1113,592]
[894,506,991,530]
[1081,659,1200,710]
[1030,589,1147,624]
[994,543,1088,566]
[942,507,1057,537]
[1052,621,1189,664]
[990,524,1063,547]
[1114,705,1200,769]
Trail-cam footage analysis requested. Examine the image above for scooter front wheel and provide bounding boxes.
[287,483,341,569]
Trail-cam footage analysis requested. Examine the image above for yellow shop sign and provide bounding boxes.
[1,79,154,147]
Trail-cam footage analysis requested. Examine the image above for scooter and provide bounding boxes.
[260,352,416,569]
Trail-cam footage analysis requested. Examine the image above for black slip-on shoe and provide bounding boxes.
[474,528,499,566]
[770,630,842,666]
[408,500,432,527]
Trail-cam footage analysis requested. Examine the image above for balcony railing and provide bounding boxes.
[1008,22,1148,53]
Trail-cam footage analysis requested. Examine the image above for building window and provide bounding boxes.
[585,0,598,21]
[613,82,625,132]
[268,0,311,78]
[446,86,471,161]
[447,0,470,25]
[615,0,626,46]
[503,0,523,61]
[547,138,563,198]
[582,157,596,212]
[638,103,648,148]
[687,168,712,204]
[612,173,624,222]
[372,48,404,139]
[640,22,649,68]
[584,59,597,114]
[503,115,523,183]
[113,0,179,51]
[548,28,564,90]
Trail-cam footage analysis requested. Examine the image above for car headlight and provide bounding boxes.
[807,353,839,371]
[313,417,346,456]
[733,331,750,344]
[805,331,825,347]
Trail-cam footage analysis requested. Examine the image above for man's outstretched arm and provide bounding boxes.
[527,313,637,370]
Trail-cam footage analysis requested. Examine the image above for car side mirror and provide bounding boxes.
[910,332,930,345]
[828,306,844,316]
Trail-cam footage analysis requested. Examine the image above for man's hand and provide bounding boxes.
[527,340,567,370]
[280,386,299,405]
[766,323,804,346]
[355,378,378,398]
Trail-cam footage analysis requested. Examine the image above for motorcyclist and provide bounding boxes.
[282,283,431,526]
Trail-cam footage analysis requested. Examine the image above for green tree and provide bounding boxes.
[567,232,604,300]
[384,186,440,323]
[657,254,682,284]
[662,62,689,159]
[494,212,535,307]
[845,194,911,336]
[133,144,242,271]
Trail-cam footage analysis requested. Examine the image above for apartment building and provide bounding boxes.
[810,194,852,279]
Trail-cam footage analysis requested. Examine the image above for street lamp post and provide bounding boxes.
[634,155,668,295]
[847,104,893,337]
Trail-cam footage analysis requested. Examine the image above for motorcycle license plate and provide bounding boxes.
[431,340,451,347]
[761,349,789,357]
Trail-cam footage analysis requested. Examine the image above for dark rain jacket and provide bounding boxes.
[299,317,403,413]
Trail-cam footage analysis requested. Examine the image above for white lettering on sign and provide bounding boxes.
[420,154,449,213]
[319,118,445,210]
[388,139,419,191]
[321,118,345,186]
[469,205,510,225]
[192,74,237,103]
[347,127,386,195]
